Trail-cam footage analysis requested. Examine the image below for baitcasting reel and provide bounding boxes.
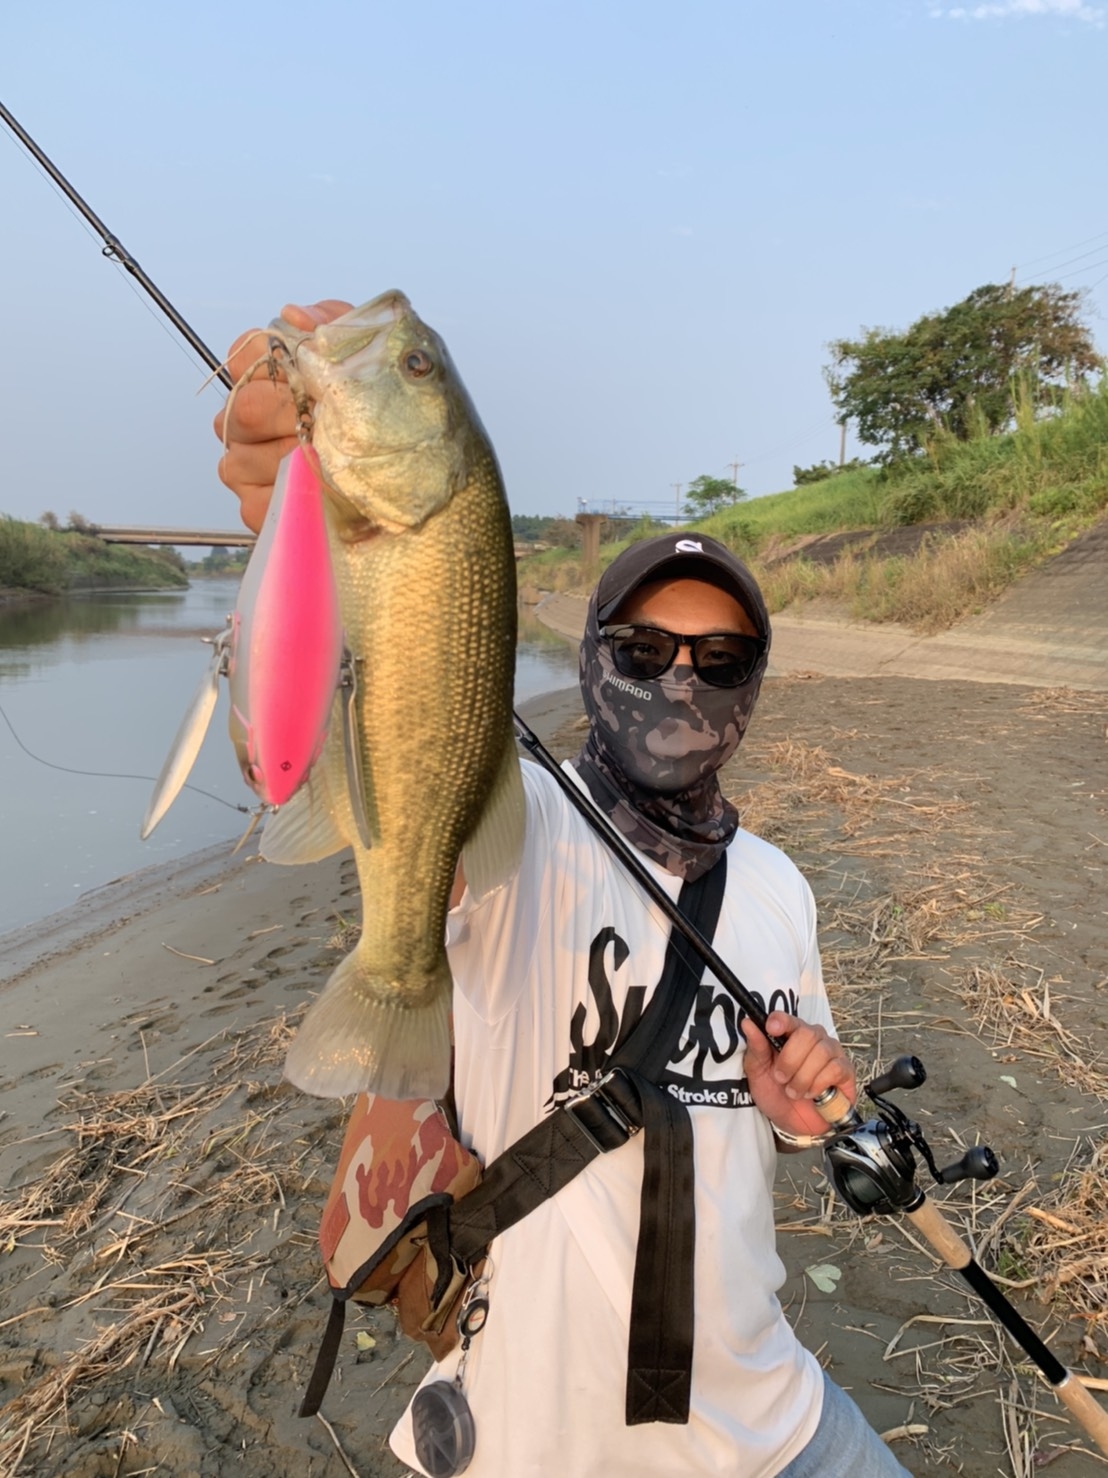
[823,1056,999,1216]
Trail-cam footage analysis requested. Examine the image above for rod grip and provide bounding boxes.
[904,1196,972,1269]
[908,1202,1108,1457]
[813,1086,862,1132]
[1054,1376,1108,1458]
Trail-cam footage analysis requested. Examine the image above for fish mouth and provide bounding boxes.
[303,291,412,369]
[295,290,453,467]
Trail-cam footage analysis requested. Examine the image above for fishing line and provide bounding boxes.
[0,697,250,815]
[0,121,227,391]
[0,100,231,389]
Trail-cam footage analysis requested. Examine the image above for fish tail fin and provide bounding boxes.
[284,950,452,1101]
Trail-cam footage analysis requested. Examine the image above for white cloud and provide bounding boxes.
[938,0,1105,22]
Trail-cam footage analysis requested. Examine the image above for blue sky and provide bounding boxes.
[2,0,1105,531]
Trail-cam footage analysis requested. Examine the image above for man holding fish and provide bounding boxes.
[215,299,908,1476]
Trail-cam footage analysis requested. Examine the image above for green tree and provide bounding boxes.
[199,546,242,573]
[826,282,1099,462]
[683,475,745,518]
[543,517,581,549]
[151,544,188,573]
[510,514,553,543]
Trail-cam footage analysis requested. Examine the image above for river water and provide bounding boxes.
[0,579,579,940]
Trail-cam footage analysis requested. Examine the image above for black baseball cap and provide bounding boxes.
[594,534,770,643]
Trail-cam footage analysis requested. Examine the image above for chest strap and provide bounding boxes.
[448,852,728,1425]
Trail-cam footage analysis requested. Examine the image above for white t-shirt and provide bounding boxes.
[391,761,832,1477]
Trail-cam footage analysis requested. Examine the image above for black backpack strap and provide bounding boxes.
[617,854,727,1424]
[623,1068,696,1423]
[449,852,728,1425]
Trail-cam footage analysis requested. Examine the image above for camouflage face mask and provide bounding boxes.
[571,592,768,881]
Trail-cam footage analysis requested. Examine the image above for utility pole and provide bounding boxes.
[839,419,847,468]
[728,459,743,487]
[575,513,607,584]
[672,483,683,523]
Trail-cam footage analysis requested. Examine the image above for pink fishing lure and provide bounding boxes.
[228,444,342,806]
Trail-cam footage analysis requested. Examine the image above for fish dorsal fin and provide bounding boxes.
[460,730,526,902]
[260,767,348,865]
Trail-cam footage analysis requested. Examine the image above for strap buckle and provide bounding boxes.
[566,1067,641,1153]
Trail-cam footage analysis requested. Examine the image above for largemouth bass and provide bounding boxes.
[261,292,524,1101]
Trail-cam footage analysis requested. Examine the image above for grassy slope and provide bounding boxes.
[520,376,1108,631]
[0,520,189,595]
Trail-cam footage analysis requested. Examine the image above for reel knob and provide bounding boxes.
[936,1146,999,1185]
[866,1056,927,1098]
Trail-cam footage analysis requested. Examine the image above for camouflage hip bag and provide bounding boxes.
[299,1093,482,1418]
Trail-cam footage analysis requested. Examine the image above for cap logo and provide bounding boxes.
[675,539,704,554]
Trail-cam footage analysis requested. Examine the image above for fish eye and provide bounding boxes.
[403,349,435,380]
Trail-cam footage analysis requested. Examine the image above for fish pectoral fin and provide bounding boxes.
[283,951,452,1100]
[461,732,526,902]
[260,770,348,864]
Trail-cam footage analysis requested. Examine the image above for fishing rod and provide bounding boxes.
[517,712,1108,1456]
[9,97,1106,1456]
[0,101,232,390]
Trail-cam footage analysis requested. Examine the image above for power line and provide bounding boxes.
[1015,226,1108,273]
[1018,239,1108,278]
[740,417,839,469]
[1045,253,1108,286]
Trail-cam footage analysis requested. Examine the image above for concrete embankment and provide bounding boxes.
[535,519,1108,692]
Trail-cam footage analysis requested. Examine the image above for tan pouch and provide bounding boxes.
[318,1092,482,1352]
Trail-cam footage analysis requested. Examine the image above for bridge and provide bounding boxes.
[95,526,256,548]
[94,526,548,559]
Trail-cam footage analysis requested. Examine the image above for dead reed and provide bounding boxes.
[0,1008,345,1474]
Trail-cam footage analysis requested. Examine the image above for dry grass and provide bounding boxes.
[727,737,1041,1044]
[1020,687,1108,719]
[752,522,1050,634]
[0,1008,343,1474]
[1020,1139,1108,1330]
[952,964,1108,1100]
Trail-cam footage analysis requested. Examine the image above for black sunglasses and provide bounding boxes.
[600,624,766,688]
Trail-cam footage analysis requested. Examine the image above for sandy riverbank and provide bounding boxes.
[1,677,1106,1477]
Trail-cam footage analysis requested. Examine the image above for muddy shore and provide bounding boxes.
[0,676,1106,1476]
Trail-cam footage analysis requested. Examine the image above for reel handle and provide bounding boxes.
[866,1056,926,1098]
[936,1146,999,1185]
